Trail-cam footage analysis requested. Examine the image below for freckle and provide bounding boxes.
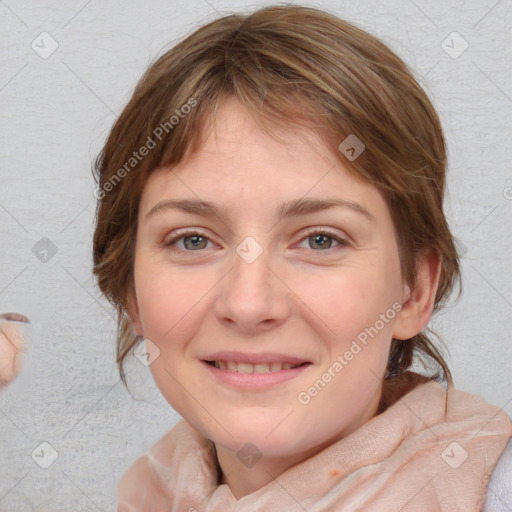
[330,469,341,477]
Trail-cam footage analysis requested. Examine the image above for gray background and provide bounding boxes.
[1,0,511,510]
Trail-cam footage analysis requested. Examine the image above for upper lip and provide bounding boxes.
[202,351,311,365]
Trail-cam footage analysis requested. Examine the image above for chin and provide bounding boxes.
[228,421,322,457]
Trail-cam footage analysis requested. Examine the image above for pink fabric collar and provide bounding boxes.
[118,376,512,511]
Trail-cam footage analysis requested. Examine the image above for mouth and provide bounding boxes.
[204,360,310,373]
[201,355,313,390]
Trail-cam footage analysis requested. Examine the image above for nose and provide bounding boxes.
[214,239,290,334]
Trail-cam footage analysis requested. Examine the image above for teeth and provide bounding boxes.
[237,363,253,374]
[254,363,270,373]
[210,361,304,373]
[270,362,284,372]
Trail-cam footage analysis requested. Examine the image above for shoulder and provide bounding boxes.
[483,430,512,512]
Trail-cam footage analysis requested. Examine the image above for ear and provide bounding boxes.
[392,248,442,340]
[125,289,144,337]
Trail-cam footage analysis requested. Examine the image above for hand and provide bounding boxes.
[0,313,29,387]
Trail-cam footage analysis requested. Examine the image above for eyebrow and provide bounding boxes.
[145,197,375,223]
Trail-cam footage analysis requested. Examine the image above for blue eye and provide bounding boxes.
[163,228,349,254]
[164,230,212,251]
[298,229,349,252]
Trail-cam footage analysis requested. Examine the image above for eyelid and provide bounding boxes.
[162,226,350,253]
[299,226,348,242]
[162,227,215,247]
[296,227,350,251]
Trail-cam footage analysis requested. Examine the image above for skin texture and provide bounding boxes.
[128,96,441,499]
[0,313,29,387]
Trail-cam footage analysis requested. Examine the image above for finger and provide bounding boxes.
[0,313,30,323]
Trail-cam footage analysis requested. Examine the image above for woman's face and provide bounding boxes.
[131,96,410,458]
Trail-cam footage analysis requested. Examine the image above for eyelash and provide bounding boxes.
[162,228,350,255]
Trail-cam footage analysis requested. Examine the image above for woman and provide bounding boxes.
[91,5,512,510]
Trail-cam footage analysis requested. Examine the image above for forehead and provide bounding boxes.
[140,97,387,219]
[197,96,332,156]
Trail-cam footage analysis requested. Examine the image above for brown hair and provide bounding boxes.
[92,4,461,390]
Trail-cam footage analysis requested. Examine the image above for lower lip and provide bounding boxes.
[201,361,312,390]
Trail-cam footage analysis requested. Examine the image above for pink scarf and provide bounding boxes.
[117,374,512,511]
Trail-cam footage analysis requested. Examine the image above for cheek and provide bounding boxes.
[319,263,400,387]
[293,263,400,342]
[134,262,204,412]
[133,259,195,343]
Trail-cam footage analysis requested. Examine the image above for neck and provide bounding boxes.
[216,439,330,499]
